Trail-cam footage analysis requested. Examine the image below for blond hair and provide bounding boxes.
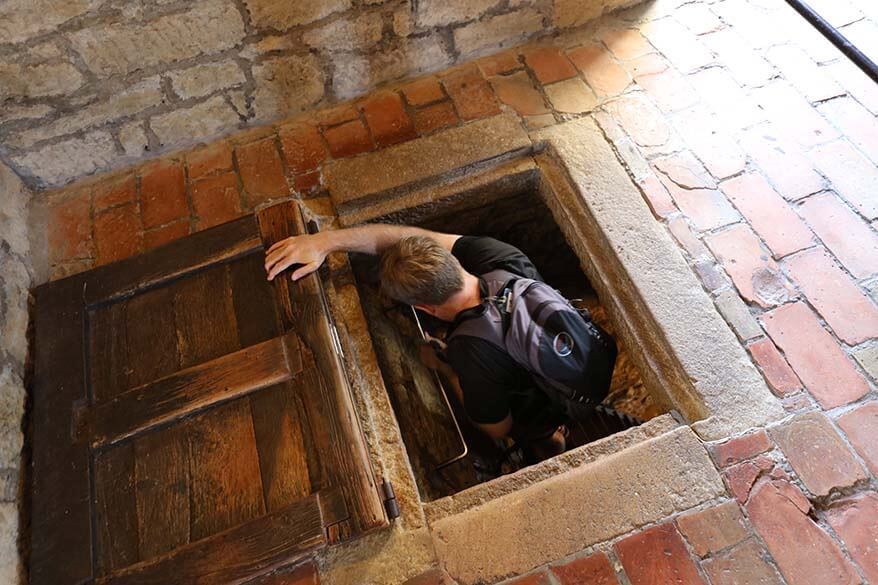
[379,236,464,305]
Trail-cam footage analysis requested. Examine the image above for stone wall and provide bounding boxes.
[0,0,641,190]
[0,161,33,584]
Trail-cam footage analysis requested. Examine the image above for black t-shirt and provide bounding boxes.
[445,236,565,432]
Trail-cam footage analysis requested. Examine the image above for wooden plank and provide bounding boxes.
[230,252,314,510]
[230,251,280,348]
[317,488,349,527]
[89,300,130,402]
[174,265,240,368]
[99,495,326,585]
[30,278,93,585]
[94,443,139,575]
[251,380,313,512]
[134,424,191,561]
[187,399,266,541]
[86,335,292,448]
[242,561,320,585]
[125,286,180,388]
[257,202,386,536]
[83,215,261,306]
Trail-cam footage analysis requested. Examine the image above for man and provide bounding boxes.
[265,223,614,462]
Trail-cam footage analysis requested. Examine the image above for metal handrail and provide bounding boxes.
[410,307,470,471]
[784,0,878,84]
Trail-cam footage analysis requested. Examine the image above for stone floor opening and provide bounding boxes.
[349,180,667,501]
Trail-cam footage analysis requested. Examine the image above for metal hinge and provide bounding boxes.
[381,479,400,520]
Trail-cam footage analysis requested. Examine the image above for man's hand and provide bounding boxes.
[264,233,331,281]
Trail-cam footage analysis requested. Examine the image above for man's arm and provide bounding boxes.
[264,224,460,281]
[422,343,514,440]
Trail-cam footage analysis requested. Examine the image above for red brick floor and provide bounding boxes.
[43,0,878,583]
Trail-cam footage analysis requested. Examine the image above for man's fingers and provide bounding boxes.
[266,256,296,281]
[266,238,289,255]
[291,262,319,281]
[264,249,287,273]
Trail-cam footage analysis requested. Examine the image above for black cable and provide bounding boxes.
[783,0,878,84]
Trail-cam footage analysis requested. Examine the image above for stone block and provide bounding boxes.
[770,413,867,497]
[151,96,241,148]
[675,501,749,557]
[713,289,761,342]
[746,478,860,585]
[12,131,119,188]
[431,427,723,584]
[11,77,164,149]
[0,104,53,127]
[68,0,245,77]
[302,12,384,52]
[0,504,18,585]
[169,61,246,100]
[535,118,784,438]
[252,54,325,120]
[702,539,784,585]
[118,122,149,158]
[244,0,350,31]
[333,35,452,99]
[415,0,499,27]
[0,61,84,100]
[453,9,544,59]
[0,0,100,44]
[554,0,641,29]
[325,113,530,210]
[0,273,27,412]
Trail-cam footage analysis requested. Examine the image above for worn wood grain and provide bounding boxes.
[229,250,313,509]
[99,495,325,585]
[134,424,191,560]
[251,380,313,512]
[124,287,179,388]
[30,278,93,585]
[187,399,266,541]
[257,202,386,536]
[88,301,130,402]
[87,335,292,448]
[242,562,320,585]
[173,265,240,368]
[94,443,139,575]
[230,252,280,348]
[84,215,261,305]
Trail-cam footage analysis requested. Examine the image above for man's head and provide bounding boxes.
[379,235,465,319]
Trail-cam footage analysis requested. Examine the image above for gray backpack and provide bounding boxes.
[448,269,617,409]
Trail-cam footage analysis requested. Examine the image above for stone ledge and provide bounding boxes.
[533,118,785,440]
[325,113,532,212]
[430,426,724,584]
